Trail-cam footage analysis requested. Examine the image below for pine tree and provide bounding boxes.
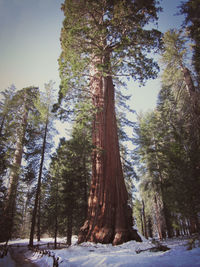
[0,85,16,179]
[46,157,62,249]
[2,86,38,242]
[29,81,55,247]
[161,30,200,233]
[46,121,92,246]
[161,29,200,128]
[134,111,170,239]
[134,77,200,238]
[161,29,196,95]
[60,0,161,245]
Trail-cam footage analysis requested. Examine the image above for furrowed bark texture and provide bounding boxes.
[78,58,141,245]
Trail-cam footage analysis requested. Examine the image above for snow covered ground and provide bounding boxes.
[0,252,15,267]
[1,235,200,267]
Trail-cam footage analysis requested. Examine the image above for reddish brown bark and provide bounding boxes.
[182,67,195,95]
[78,57,141,245]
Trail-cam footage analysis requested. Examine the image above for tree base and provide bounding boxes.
[112,228,142,246]
[78,220,142,245]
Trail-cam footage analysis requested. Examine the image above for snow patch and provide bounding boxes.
[0,251,16,267]
[1,236,200,267]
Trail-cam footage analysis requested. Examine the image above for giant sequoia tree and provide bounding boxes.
[60,0,161,245]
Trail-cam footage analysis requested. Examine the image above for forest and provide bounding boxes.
[0,0,200,266]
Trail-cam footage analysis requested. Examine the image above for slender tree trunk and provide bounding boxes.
[21,190,30,238]
[140,211,144,237]
[67,212,73,246]
[54,175,58,249]
[175,227,180,237]
[189,214,199,234]
[0,114,6,137]
[147,217,153,238]
[164,207,173,238]
[29,117,48,247]
[153,137,168,237]
[182,218,188,236]
[54,195,58,249]
[83,155,88,220]
[154,194,166,240]
[37,194,41,242]
[4,94,28,242]
[78,55,141,245]
[54,216,58,249]
[142,200,148,239]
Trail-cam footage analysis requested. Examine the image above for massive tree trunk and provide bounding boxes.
[78,56,141,245]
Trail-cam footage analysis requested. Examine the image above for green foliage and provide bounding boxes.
[161,30,188,89]
[58,0,162,107]
[135,91,200,228]
[180,0,200,85]
[0,86,41,242]
[45,115,92,237]
[134,31,200,237]
[0,85,16,179]
[0,83,59,241]
[162,30,187,66]
[57,5,162,232]
[133,199,143,234]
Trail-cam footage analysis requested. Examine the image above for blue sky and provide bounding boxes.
[0,0,185,113]
[0,0,63,91]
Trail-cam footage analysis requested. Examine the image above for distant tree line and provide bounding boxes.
[133,0,200,239]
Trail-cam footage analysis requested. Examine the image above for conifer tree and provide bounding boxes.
[59,0,161,245]
[29,81,55,247]
[2,86,38,242]
[0,85,16,179]
[46,156,62,249]
[47,103,92,246]
[161,29,195,95]
[134,79,200,238]
[161,30,200,232]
